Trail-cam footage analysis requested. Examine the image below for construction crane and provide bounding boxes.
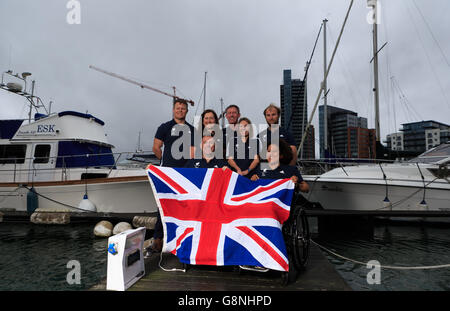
[89,65,194,106]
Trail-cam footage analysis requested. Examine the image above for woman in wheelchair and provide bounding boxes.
[247,139,310,283]
[250,138,309,193]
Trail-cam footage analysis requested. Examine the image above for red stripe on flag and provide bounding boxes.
[237,226,289,271]
[194,168,232,265]
[149,165,188,194]
[195,222,222,265]
[230,179,289,202]
[174,227,194,254]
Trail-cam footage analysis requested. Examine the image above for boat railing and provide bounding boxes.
[297,158,397,175]
[0,151,152,182]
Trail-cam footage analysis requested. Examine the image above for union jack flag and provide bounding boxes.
[147,165,295,271]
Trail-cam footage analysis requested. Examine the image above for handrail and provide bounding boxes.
[0,151,142,178]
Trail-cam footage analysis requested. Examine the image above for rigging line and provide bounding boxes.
[406,2,450,110]
[327,25,363,112]
[193,83,205,120]
[374,176,439,210]
[380,2,396,135]
[389,77,398,133]
[286,22,323,131]
[19,185,94,213]
[412,0,450,67]
[391,76,420,122]
[393,77,422,121]
[311,239,450,270]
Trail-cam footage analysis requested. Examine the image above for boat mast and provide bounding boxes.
[323,18,328,156]
[297,0,354,157]
[203,71,207,111]
[220,97,225,128]
[369,0,381,142]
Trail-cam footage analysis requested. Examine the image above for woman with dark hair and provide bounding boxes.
[251,139,309,192]
[200,109,219,136]
[194,109,223,159]
[185,135,228,169]
[226,117,260,178]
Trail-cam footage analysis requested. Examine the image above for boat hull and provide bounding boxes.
[305,179,448,211]
[0,176,158,214]
[304,178,450,222]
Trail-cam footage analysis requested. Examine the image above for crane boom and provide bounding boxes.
[89,65,194,106]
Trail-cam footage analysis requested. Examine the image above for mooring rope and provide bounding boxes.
[311,239,450,270]
[20,185,92,213]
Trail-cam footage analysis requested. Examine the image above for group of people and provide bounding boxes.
[149,99,309,252]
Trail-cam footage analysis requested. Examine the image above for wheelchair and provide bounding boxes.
[239,192,312,286]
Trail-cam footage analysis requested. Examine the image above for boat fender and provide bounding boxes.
[418,199,428,210]
[26,187,39,213]
[382,197,392,209]
[78,194,97,212]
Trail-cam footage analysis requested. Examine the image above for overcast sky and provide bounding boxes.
[1,0,449,156]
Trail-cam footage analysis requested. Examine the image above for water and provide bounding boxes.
[314,222,450,291]
[1,221,450,290]
[0,222,108,291]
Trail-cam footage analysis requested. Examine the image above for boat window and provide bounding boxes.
[409,143,450,163]
[0,144,27,164]
[81,173,108,179]
[33,145,51,164]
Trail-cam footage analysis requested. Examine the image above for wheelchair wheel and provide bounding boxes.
[280,248,298,285]
[291,208,310,270]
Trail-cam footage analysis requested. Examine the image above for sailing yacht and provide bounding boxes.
[300,1,450,217]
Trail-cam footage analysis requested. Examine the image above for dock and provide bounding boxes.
[91,241,351,291]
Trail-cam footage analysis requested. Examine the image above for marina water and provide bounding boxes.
[1,220,450,291]
[314,221,450,291]
[0,222,107,291]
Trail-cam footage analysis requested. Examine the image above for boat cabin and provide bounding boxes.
[0,111,115,183]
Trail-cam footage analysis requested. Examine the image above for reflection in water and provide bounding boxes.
[315,224,450,291]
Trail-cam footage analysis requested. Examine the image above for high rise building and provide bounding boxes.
[348,127,377,159]
[319,104,375,159]
[397,120,449,153]
[280,69,315,159]
[385,132,404,151]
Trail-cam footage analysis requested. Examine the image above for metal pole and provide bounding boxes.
[371,1,381,142]
[29,80,35,123]
[323,19,328,156]
[297,0,354,156]
[203,71,207,111]
[301,64,308,160]
[220,97,225,128]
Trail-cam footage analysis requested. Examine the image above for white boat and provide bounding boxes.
[303,143,450,213]
[0,73,157,216]
[298,2,450,220]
